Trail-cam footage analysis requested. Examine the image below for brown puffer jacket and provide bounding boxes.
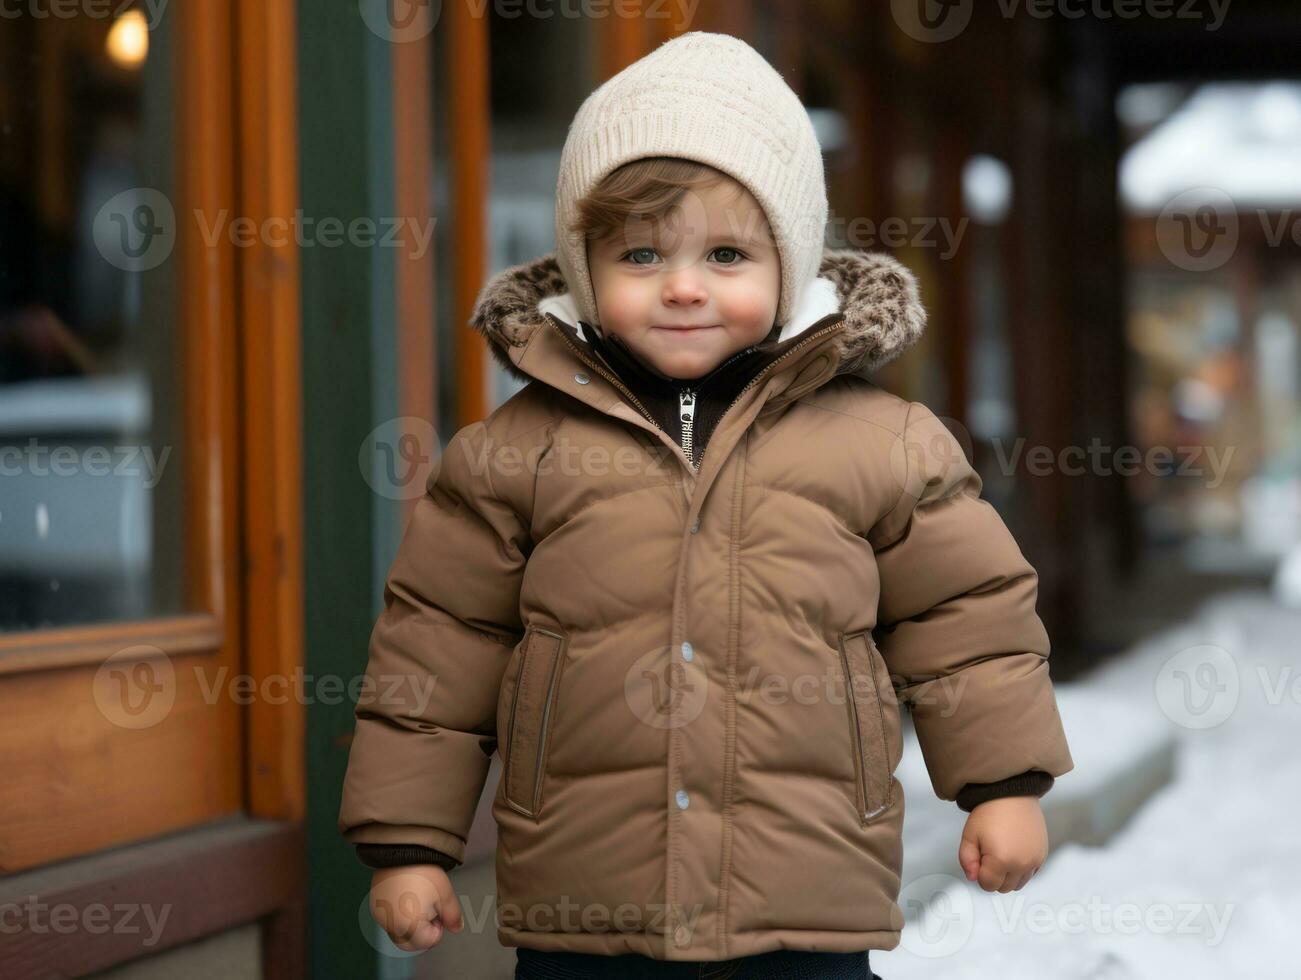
[338,247,1075,960]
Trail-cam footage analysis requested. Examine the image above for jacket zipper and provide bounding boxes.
[546,312,748,469]
[678,389,697,467]
[674,341,759,469]
[546,311,846,471]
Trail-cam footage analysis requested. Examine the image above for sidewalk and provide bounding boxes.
[875,588,1301,979]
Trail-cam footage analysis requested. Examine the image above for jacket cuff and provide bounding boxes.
[955,769,1055,813]
[355,843,461,872]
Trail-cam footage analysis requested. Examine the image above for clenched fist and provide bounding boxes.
[958,796,1049,893]
[368,865,465,952]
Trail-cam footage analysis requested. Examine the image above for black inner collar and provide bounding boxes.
[579,319,793,399]
[545,312,844,468]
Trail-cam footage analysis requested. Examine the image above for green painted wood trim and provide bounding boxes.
[298,5,409,977]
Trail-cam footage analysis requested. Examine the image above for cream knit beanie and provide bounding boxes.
[553,31,828,330]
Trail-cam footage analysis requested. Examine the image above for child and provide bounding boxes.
[339,31,1074,978]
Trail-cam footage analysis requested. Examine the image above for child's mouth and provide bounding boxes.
[654,324,719,335]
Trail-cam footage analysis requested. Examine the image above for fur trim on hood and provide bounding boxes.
[469,247,927,386]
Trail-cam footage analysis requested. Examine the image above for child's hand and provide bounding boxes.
[368,865,464,952]
[957,796,1049,893]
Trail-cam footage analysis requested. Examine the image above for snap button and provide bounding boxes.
[690,517,700,534]
[675,788,690,810]
[680,641,693,661]
[574,372,590,384]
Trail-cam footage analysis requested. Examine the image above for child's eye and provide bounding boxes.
[622,247,660,265]
[711,247,747,265]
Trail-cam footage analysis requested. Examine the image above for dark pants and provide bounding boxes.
[515,946,881,979]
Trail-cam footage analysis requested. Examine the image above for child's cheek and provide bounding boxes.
[595,277,650,332]
[717,286,778,338]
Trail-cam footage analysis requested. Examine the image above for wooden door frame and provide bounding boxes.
[234,0,306,828]
[0,1,243,872]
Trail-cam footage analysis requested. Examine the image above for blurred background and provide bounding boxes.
[1,1,1299,977]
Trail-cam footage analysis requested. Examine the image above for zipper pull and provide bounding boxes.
[679,388,697,467]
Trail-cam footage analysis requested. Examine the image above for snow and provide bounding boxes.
[1276,543,1301,608]
[874,588,1301,979]
[1120,82,1301,212]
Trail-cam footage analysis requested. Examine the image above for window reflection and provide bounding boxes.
[0,8,186,632]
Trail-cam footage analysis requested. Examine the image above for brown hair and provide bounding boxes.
[569,156,747,249]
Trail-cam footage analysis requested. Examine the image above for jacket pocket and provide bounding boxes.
[503,624,568,819]
[836,629,895,824]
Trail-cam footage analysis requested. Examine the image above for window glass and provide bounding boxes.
[0,7,187,632]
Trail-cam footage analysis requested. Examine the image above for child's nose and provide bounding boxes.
[661,266,709,307]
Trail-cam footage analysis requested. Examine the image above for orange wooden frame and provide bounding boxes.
[233,0,305,825]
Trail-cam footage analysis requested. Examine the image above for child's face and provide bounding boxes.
[586,176,780,381]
